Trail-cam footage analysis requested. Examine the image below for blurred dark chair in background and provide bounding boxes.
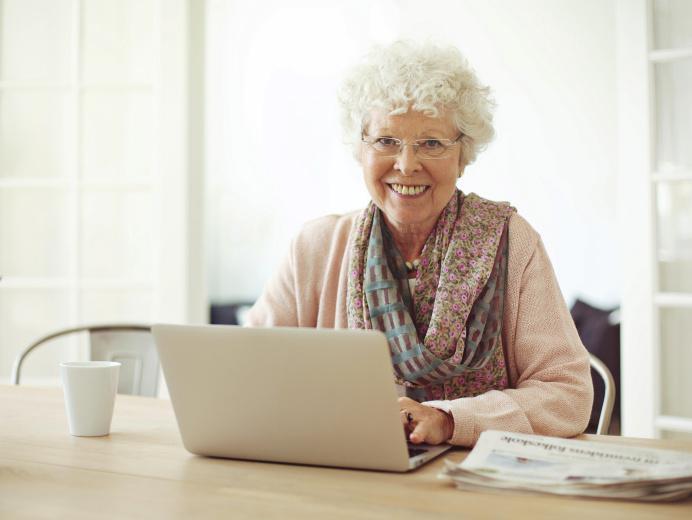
[210,301,255,326]
[571,299,621,435]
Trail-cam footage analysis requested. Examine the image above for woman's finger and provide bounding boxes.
[397,396,416,407]
[399,409,412,430]
[401,409,418,434]
[399,397,420,432]
[409,419,429,444]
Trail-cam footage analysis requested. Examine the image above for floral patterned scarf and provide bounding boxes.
[346,190,515,401]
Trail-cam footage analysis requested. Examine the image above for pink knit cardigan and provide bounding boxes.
[245,211,593,446]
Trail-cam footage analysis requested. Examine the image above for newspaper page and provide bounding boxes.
[440,430,692,501]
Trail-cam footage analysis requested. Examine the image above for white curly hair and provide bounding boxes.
[338,40,495,166]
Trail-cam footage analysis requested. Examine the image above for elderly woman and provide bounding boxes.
[246,41,593,447]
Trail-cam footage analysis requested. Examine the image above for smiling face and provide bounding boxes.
[360,109,463,236]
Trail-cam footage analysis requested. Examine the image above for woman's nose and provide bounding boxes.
[394,144,422,175]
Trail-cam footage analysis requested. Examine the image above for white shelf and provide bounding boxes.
[656,415,692,434]
[0,178,69,189]
[0,278,72,290]
[0,178,154,190]
[0,277,155,291]
[0,82,72,90]
[652,171,692,182]
[654,292,692,307]
[81,179,155,190]
[658,250,692,263]
[649,47,692,63]
[79,280,155,291]
[0,81,152,91]
[80,83,153,91]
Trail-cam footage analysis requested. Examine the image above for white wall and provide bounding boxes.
[206,0,619,310]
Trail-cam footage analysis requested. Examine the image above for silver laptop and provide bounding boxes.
[152,324,452,472]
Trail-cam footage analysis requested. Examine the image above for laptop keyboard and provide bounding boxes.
[407,446,428,458]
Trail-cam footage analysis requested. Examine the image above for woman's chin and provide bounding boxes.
[382,209,434,231]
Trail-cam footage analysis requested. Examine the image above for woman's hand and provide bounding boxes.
[398,396,454,445]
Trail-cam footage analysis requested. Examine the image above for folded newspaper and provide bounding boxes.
[439,430,692,501]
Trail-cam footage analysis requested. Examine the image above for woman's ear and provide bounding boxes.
[457,150,467,175]
[354,142,364,165]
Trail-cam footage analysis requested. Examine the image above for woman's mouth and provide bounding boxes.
[388,183,429,196]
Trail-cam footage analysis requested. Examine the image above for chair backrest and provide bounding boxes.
[11,324,159,397]
[589,353,616,435]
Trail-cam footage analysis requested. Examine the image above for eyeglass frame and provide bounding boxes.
[360,132,464,159]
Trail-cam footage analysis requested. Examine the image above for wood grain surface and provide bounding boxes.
[1,385,691,519]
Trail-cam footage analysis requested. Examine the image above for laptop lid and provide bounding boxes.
[153,324,418,472]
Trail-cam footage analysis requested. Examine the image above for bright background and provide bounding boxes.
[3,0,690,440]
[206,0,620,309]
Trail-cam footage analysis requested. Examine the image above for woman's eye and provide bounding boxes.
[376,137,399,147]
[420,139,443,149]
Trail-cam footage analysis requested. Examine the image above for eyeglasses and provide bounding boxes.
[361,133,463,159]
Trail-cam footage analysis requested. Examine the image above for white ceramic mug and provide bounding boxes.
[60,361,120,436]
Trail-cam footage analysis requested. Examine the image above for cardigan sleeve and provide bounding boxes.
[244,214,346,327]
[423,229,594,447]
[244,239,301,327]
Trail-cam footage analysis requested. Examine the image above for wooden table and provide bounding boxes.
[1,385,691,519]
